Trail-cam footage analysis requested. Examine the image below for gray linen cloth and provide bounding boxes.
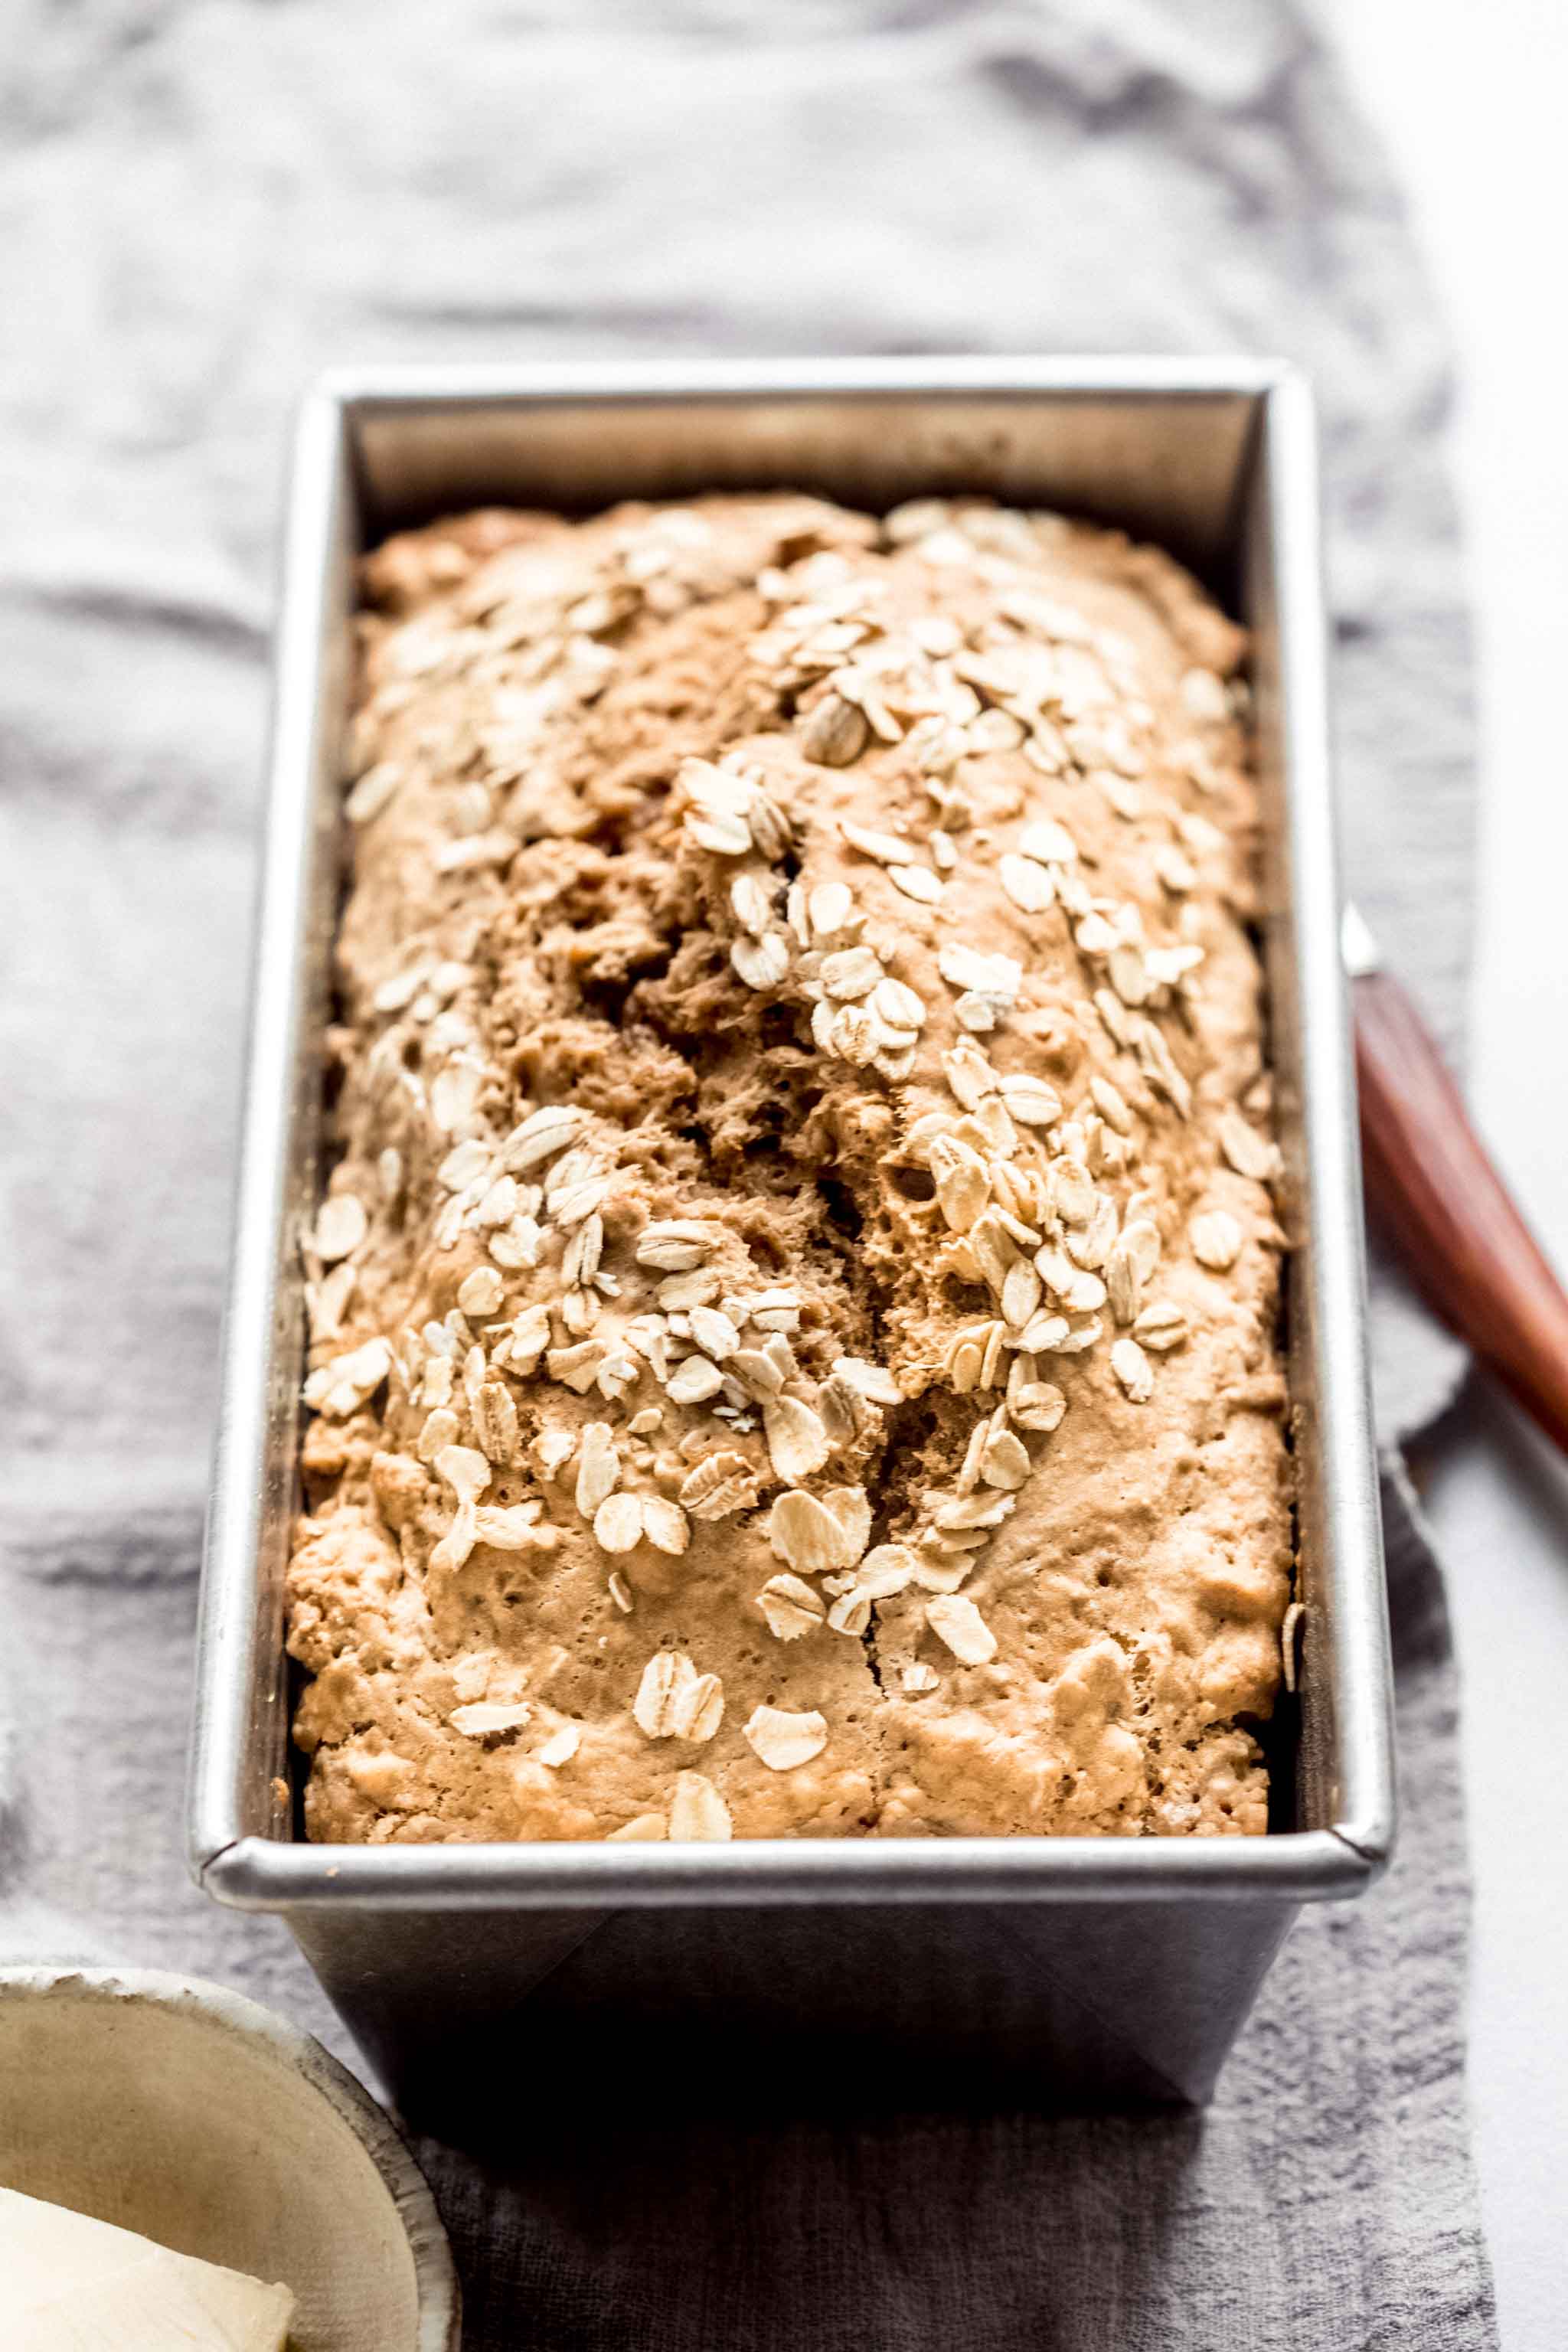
[0,1,1495,2343]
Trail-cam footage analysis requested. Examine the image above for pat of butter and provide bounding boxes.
[0,2186,296,2350]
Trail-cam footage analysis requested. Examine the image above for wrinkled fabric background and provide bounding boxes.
[0,2,1494,2344]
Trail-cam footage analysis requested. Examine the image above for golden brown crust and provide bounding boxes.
[287,492,1292,1847]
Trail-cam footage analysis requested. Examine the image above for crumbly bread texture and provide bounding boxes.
[287,492,1294,1847]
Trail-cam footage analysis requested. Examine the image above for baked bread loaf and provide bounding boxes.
[286,491,1292,1845]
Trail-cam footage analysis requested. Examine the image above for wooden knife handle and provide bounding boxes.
[1354,966,1568,1453]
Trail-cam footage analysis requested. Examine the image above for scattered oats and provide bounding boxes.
[1094,988,1135,1050]
[473,1381,519,1463]
[730,871,775,936]
[668,1670,724,1744]
[1073,914,1117,962]
[373,960,427,1014]
[629,1406,663,1436]
[808,881,854,938]
[953,992,999,1033]
[981,1425,1031,1490]
[831,1356,902,1406]
[1220,1112,1280,1184]
[872,976,926,1031]
[1086,1086,1129,1145]
[1181,667,1230,723]
[1105,1241,1142,1328]
[575,1423,620,1516]
[435,1442,489,1498]
[307,1260,356,1342]
[537,1723,580,1769]
[658,1268,720,1312]
[345,760,403,824]
[668,1355,724,1405]
[769,1487,853,1576]
[501,1106,583,1173]
[489,1214,543,1270]
[553,1174,612,1227]
[800,692,871,766]
[931,1134,991,1233]
[1011,1380,1067,1432]
[827,1544,917,1634]
[939,943,1021,998]
[825,1002,879,1066]
[763,1395,831,1485]
[942,1037,997,1110]
[564,1214,604,1289]
[820,945,884,1001]
[748,1287,803,1333]
[608,1570,634,1614]
[841,817,913,865]
[633,1650,701,1739]
[417,1406,460,1462]
[890,862,944,905]
[680,1450,761,1520]
[1111,1338,1155,1403]
[749,792,794,861]
[1097,774,1144,822]
[1282,1600,1305,1696]
[1122,1219,1161,1282]
[669,1770,732,1841]
[547,1338,609,1393]
[474,1504,553,1551]
[1191,1207,1244,1270]
[1054,1316,1104,1354]
[926,1593,998,1665]
[625,1499,681,1563]
[757,1572,826,1640]
[824,1485,873,1562]
[744,1705,829,1772]
[687,805,753,856]
[1018,819,1076,866]
[637,1219,725,1272]
[1001,1259,1043,1332]
[998,1072,1062,1128]
[1109,944,1152,1008]
[476,1174,519,1230]
[1053,1156,1096,1225]
[303,1335,393,1419]
[932,1488,1014,1533]
[428,1441,491,1573]
[1146,943,1204,989]
[731,930,791,991]
[457,1266,504,1319]
[1178,809,1227,855]
[607,1813,666,1841]
[1134,1301,1187,1351]
[532,1426,577,1481]
[999,853,1055,915]
[430,1060,486,1135]
[687,1305,739,1361]
[1154,844,1197,894]
[451,1701,532,1739]
[969,707,1026,753]
[312,1192,367,1263]
[902,1661,939,1696]
[932,832,958,872]
[502,1304,552,1376]
[1014,1312,1072,1354]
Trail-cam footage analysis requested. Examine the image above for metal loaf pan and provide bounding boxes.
[189,359,1394,2131]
